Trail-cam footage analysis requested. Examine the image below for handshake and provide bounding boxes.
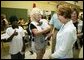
[45,33,53,41]
[13,30,18,36]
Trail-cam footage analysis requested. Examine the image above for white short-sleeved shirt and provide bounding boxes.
[6,26,25,54]
[1,33,10,40]
[51,20,77,58]
[49,13,63,30]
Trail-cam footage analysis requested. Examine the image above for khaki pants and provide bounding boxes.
[36,48,45,59]
[51,29,58,53]
[79,47,83,58]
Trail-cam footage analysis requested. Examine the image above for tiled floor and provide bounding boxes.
[1,41,83,59]
[1,41,52,59]
[79,47,83,58]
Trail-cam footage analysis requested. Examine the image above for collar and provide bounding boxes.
[62,20,73,30]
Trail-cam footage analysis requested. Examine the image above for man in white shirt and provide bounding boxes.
[1,16,25,59]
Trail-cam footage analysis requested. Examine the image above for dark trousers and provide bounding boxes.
[74,41,79,49]
[79,38,83,47]
[11,52,25,59]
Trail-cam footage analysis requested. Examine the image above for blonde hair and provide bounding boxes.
[30,7,41,22]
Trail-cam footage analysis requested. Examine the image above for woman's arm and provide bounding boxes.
[32,25,52,36]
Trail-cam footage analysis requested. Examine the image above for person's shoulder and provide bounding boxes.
[64,25,76,34]
[69,26,76,33]
[64,28,76,36]
[31,21,35,25]
[19,26,24,30]
[29,22,36,29]
[19,26,23,28]
[31,21,37,26]
[30,22,35,26]
[53,13,57,16]
[51,13,58,19]
[6,27,12,32]
[6,27,12,30]
[69,24,76,31]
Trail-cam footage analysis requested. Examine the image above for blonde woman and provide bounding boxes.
[28,8,50,59]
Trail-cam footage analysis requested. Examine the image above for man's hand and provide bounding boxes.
[13,30,18,36]
[47,33,53,37]
[1,39,6,42]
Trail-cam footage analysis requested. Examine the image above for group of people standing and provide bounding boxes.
[1,4,83,59]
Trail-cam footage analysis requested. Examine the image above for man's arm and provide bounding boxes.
[1,30,18,42]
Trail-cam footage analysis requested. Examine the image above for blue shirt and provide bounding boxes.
[49,13,63,30]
